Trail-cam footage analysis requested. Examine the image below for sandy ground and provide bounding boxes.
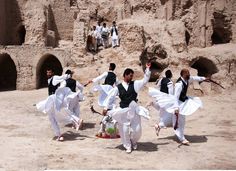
[0,83,236,170]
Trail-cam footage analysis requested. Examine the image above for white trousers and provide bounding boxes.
[48,105,61,137]
[111,38,119,47]
[118,113,142,150]
[158,109,186,142]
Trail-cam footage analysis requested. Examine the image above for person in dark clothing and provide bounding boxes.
[152,70,174,136]
[102,63,151,153]
[86,63,118,107]
[47,68,59,96]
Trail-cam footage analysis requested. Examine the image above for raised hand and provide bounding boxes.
[146,62,151,68]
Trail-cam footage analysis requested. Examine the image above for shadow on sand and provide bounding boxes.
[114,142,169,152]
[53,131,92,141]
[158,134,208,144]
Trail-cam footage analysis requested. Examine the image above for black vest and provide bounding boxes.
[117,81,138,108]
[160,77,171,94]
[66,78,76,92]
[104,72,116,86]
[111,26,118,36]
[48,78,59,96]
[176,77,188,102]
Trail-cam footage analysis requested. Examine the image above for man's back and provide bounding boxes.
[66,78,76,92]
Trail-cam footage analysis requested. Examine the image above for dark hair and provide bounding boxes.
[65,69,73,75]
[109,63,116,71]
[165,70,172,78]
[123,68,134,77]
[47,68,54,73]
[112,21,116,25]
[180,69,188,76]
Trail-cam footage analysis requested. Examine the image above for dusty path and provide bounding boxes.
[0,85,236,170]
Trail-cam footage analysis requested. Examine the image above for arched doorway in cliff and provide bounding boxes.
[190,57,218,77]
[36,54,63,89]
[0,53,17,91]
[0,0,24,45]
[211,12,232,45]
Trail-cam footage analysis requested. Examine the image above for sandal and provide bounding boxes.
[57,136,64,142]
[181,139,190,145]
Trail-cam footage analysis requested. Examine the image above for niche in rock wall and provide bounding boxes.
[36,54,63,89]
[185,30,190,46]
[211,12,232,45]
[0,54,17,91]
[139,45,168,82]
[0,0,24,45]
[70,0,77,7]
[17,24,26,45]
[149,62,168,82]
[140,45,168,62]
[190,57,218,77]
[45,5,59,47]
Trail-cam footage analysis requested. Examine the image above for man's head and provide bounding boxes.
[65,69,74,76]
[123,68,134,83]
[93,26,96,30]
[46,68,54,79]
[109,63,116,71]
[103,23,106,27]
[112,21,116,26]
[165,70,172,79]
[180,68,190,80]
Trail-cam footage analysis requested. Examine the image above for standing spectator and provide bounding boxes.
[101,23,110,48]
[110,21,119,48]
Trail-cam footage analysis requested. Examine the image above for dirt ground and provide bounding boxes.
[0,83,236,170]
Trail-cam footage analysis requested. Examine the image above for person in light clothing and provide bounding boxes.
[150,70,175,136]
[102,63,151,153]
[149,68,208,145]
[110,21,119,48]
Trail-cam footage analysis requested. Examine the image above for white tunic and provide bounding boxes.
[104,68,151,150]
[149,75,206,142]
[92,71,119,108]
[37,75,84,137]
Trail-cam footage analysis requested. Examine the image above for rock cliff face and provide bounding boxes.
[0,0,235,93]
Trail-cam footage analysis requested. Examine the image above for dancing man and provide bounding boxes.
[102,63,151,153]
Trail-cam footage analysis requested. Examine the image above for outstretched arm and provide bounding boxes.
[76,81,84,92]
[134,63,151,93]
[86,72,108,85]
[52,74,70,86]
[189,76,206,83]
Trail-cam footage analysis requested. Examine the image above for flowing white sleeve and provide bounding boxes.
[189,76,206,83]
[156,78,162,90]
[52,74,70,86]
[59,80,66,88]
[104,87,119,110]
[167,81,174,95]
[76,81,84,92]
[92,72,108,83]
[134,68,151,93]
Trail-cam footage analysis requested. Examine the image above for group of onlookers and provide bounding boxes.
[87,21,119,52]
